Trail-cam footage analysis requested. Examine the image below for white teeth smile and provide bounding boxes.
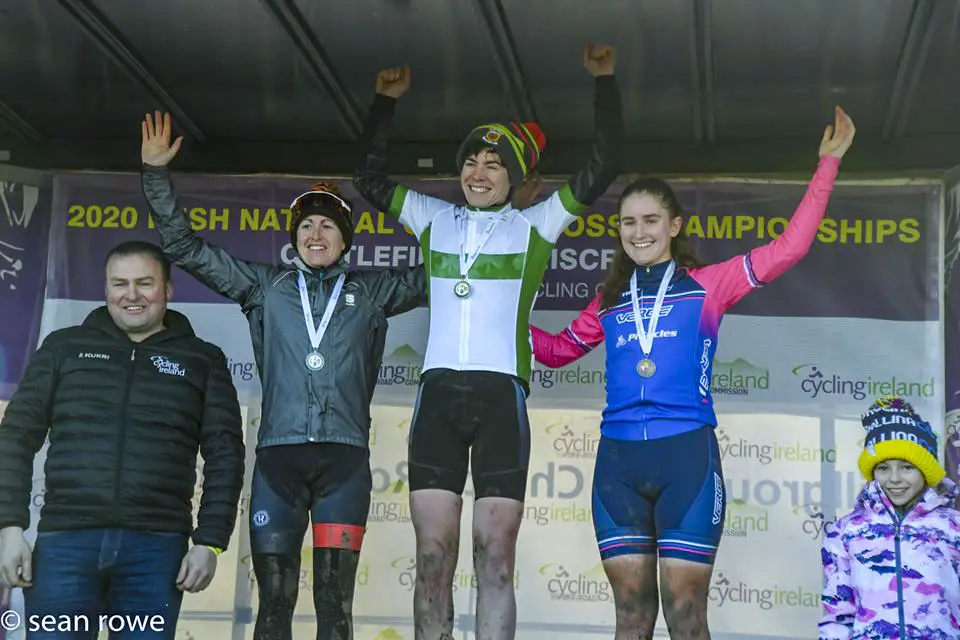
[308,245,326,251]
[633,241,654,249]
[469,185,490,193]
[125,306,144,312]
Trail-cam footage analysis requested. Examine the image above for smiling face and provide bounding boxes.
[460,148,511,208]
[105,252,171,342]
[618,191,683,267]
[296,214,346,268]
[873,459,926,510]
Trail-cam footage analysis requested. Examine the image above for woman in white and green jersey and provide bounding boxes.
[353,44,622,640]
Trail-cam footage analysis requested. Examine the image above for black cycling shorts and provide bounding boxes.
[249,442,371,554]
[408,368,531,501]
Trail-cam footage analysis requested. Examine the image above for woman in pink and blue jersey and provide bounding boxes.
[531,106,856,640]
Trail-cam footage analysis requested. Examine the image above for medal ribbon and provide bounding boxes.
[629,261,675,358]
[457,209,510,280]
[298,272,345,353]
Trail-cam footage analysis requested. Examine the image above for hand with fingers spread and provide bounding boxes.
[175,545,217,594]
[141,110,184,167]
[819,106,856,159]
[376,64,411,99]
[584,44,616,77]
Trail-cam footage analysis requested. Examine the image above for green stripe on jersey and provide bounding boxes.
[558,183,586,215]
[388,185,408,219]
[515,228,554,381]
[429,250,526,280]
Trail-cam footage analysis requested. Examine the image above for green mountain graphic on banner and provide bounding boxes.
[711,358,769,390]
[374,629,407,640]
[387,344,422,362]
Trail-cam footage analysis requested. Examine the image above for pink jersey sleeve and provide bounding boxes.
[531,294,605,368]
[691,154,840,312]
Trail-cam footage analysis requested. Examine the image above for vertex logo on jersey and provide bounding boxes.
[615,306,673,324]
[615,329,678,348]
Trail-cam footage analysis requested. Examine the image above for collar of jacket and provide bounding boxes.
[292,254,350,282]
[633,258,685,287]
[82,306,197,343]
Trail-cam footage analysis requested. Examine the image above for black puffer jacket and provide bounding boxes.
[0,307,245,550]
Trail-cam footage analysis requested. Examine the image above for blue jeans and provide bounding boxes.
[23,529,188,639]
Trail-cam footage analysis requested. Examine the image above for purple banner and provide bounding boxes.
[0,180,52,400]
[48,171,938,322]
[944,173,960,508]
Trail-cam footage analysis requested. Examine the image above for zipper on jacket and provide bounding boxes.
[894,522,905,638]
[640,282,647,440]
[882,500,908,638]
[458,216,475,367]
[306,276,324,443]
[113,347,137,524]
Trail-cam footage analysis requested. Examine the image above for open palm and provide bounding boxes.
[819,106,856,159]
[141,110,183,166]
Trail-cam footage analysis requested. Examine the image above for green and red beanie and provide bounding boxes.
[455,122,547,187]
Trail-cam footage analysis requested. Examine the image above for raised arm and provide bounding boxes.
[566,45,623,208]
[696,107,856,311]
[352,65,407,218]
[192,346,245,552]
[140,111,271,306]
[531,294,605,368]
[352,67,442,239]
[524,45,623,242]
[818,523,856,640]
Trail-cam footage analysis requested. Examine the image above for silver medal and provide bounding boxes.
[454,279,472,298]
[298,271,345,374]
[305,351,325,371]
[636,358,656,378]
[630,261,675,379]
[456,208,508,303]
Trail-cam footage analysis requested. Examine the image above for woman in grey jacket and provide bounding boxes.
[139,110,425,640]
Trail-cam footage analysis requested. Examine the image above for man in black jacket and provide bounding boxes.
[0,240,245,639]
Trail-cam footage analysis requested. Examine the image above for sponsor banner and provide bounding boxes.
[2,170,942,639]
[0,181,52,400]
[516,312,941,414]
[35,300,941,416]
[49,171,938,320]
[0,402,940,638]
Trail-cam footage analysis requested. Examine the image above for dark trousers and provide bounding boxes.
[23,528,188,639]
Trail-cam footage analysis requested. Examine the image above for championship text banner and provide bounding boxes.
[50,172,938,321]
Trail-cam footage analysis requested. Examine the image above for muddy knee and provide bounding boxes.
[472,535,516,589]
[613,581,659,636]
[417,539,457,586]
[662,588,708,637]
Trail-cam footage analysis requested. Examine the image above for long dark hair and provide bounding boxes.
[600,178,702,310]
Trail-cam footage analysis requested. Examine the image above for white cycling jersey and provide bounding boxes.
[388,183,585,382]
